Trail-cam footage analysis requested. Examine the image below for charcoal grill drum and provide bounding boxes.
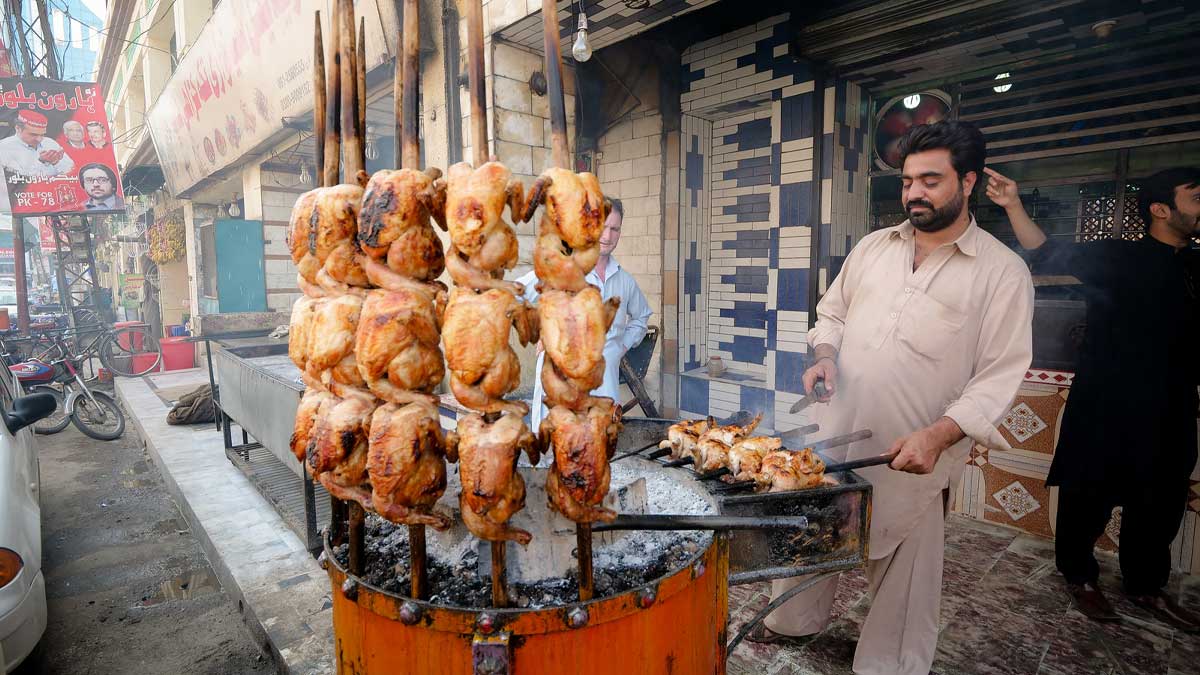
[324,531,729,673]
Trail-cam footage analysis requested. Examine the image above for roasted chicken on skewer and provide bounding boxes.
[523,167,605,251]
[367,399,453,529]
[538,286,618,391]
[692,413,763,470]
[446,412,541,544]
[290,387,334,464]
[727,435,783,481]
[288,294,324,372]
[443,161,526,294]
[754,448,827,492]
[658,417,716,460]
[288,184,372,296]
[441,287,538,415]
[354,285,446,405]
[540,400,622,524]
[305,292,366,389]
[306,385,377,510]
[358,167,448,282]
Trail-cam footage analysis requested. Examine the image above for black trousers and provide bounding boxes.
[1054,482,1189,595]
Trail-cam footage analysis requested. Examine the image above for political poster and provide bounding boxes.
[0,78,125,216]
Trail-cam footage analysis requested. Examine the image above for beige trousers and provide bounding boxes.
[764,499,944,675]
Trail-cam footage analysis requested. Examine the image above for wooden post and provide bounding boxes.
[465,0,488,165]
[340,0,363,177]
[400,0,420,169]
[348,502,366,576]
[541,0,569,168]
[409,522,427,600]
[313,12,326,186]
[577,523,594,601]
[323,2,342,186]
[358,16,367,152]
[491,542,509,607]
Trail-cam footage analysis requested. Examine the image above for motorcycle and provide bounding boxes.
[9,346,125,441]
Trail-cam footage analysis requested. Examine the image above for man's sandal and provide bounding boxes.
[745,624,816,647]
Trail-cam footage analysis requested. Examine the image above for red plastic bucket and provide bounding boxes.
[114,321,145,351]
[160,337,194,371]
[131,352,160,374]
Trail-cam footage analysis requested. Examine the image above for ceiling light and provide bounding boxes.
[298,158,311,186]
[227,194,241,218]
[1092,20,1117,39]
[365,124,379,161]
[992,72,1012,94]
[903,94,921,109]
[572,11,592,62]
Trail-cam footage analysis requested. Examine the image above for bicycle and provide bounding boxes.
[14,322,162,379]
[7,334,126,440]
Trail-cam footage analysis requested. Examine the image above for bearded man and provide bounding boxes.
[989,166,1200,631]
[750,120,1033,675]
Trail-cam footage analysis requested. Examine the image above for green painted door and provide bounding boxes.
[214,219,267,312]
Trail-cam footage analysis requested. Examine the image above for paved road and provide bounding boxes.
[14,419,271,674]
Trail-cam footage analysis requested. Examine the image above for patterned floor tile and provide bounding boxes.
[934,602,1050,675]
[1039,608,1173,675]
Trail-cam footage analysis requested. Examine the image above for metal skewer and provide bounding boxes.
[593,514,810,532]
[662,457,694,468]
[713,449,897,494]
[611,440,661,463]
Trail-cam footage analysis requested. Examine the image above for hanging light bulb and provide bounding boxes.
[365,124,379,161]
[903,94,921,109]
[298,158,311,186]
[572,11,592,62]
[228,194,242,218]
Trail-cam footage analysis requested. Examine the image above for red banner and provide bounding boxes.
[0,78,125,216]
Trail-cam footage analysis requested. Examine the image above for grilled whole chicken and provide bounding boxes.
[290,387,334,463]
[305,293,365,388]
[354,287,445,405]
[727,436,783,481]
[757,448,827,492]
[288,294,323,372]
[688,413,762,468]
[441,287,538,415]
[358,167,447,282]
[541,401,622,524]
[287,189,323,297]
[523,167,605,252]
[658,417,716,460]
[446,412,540,544]
[366,400,453,529]
[309,184,371,294]
[444,161,525,261]
[538,287,618,383]
[307,387,376,509]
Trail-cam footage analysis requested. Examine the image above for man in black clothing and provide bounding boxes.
[987,166,1200,631]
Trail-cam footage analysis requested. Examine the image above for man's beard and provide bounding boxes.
[1167,209,1200,239]
[905,189,965,233]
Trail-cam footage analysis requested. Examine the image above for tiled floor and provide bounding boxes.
[728,514,1200,675]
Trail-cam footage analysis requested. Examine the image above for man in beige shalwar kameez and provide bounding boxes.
[752,121,1034,675]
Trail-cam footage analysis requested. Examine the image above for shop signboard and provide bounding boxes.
[0,78,124,215]
[146,0,396,195]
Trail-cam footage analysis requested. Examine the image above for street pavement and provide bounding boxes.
[14,416,271,674]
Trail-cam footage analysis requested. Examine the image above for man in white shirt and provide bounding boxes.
[520,197,653,429]
[0,110,74,213]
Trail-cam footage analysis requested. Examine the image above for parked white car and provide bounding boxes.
[0,372,56,671]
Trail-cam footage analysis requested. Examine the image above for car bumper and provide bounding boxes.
[0,570,46,673]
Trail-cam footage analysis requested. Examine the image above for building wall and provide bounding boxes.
[593,108,665,404]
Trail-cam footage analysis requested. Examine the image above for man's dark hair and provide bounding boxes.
[78,162,117,188]
[897,120,987,183]
[1138,167,1200,224]
[85,121,103,129]
[606,196,623,218]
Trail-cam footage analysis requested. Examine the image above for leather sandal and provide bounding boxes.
[745,623,816,647]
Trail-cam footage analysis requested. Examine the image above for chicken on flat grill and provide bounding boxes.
[755,448,827,492]
[541,400,622,524]
[307,386,376,509]
[366,400,453,529]
[358,168,448,282]
[446,412,540,544]
[441,287,538,415]
[658,417,716,460]
[691,413,762,469]
[354,286,446,405]
[308,184,372,295]
[727,435,783,481]
[305,292,365,389]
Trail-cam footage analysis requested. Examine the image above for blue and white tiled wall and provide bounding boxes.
[673,13,872,434]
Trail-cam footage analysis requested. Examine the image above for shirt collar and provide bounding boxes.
[892,216,980,257]
[588,256,621,283]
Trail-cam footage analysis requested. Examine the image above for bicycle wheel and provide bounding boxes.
[100,325,162,377]
[70,391,125,441]
[28,385,70,435]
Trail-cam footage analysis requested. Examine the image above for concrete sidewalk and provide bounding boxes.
[116,370,333,675]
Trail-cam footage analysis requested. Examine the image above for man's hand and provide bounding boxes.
[38,149,63,164]
[983,168,1020,210]
[887,417,965,475]
[802,357,837,402]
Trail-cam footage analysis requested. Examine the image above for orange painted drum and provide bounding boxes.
[325,534,730,674]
